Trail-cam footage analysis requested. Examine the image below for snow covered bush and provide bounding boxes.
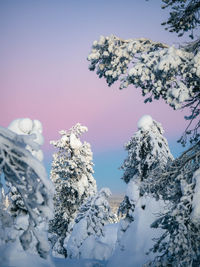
[0,126,54,261]
[65,187,115,260]
[49,123,97,258]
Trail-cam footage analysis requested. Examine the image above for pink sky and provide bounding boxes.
[0,0,189,192]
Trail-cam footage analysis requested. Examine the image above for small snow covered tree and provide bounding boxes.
[87,1,200,145]
[118,115,173,225]
[0,126,54,259]
[49,123,97,257]
[65,188,114,259]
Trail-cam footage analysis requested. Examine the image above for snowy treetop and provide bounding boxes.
[50,123,89,150]
[121,116,173,184]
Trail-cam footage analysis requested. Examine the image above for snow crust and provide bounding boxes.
[137,115,153,131]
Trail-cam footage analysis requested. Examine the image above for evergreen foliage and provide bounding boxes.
[49,123,97,257]
[119,115,173,221]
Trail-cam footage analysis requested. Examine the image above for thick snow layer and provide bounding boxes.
[70,133,82,149]
[126,179,140,204]
[191,168,200,223]
[8,118,44,161]
[0,242,105,267]
[0,243,54,267]
[137,115,153,131]
[80,223,118,261]
[108,196,165,267]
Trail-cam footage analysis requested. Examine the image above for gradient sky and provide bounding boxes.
[0,0,190,193]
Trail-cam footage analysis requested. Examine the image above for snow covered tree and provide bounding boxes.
[148,141,200,266]
[8,118,45,221]
[108,116,173,266]
[0,126,54,260]
[118,115,173,223]
[65,188,114,259]
[87,1,200,145]
[49,123,97,258]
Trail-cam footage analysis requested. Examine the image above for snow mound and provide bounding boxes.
[137,115,153,131]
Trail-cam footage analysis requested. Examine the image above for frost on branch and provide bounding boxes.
[0,126,54,259]
[88,34,200,144]
[49,123,97,258]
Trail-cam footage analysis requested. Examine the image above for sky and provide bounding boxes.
[0,0,190,193]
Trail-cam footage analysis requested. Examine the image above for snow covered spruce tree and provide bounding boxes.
[49,123,97,258]
[0,126,54,262]
[65,187,114,259]
[118,115,173,240]
[87,1,200,145]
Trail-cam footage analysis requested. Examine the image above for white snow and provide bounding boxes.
[8,118,44,161]
[191,168,200,223]
[108,196,166,267]
[137,115,153,131]
[19,118,33,134]
[70,133,82,149]
[126,179,140,204]
[80,223,118,261]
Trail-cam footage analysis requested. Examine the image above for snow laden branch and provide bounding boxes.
[0,126,54,259]
[161,0,200,39]
[88,34,200,144]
